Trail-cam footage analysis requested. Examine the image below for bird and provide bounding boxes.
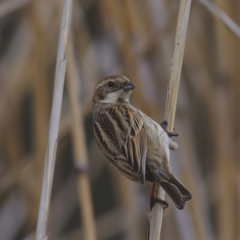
[92,75,192,209]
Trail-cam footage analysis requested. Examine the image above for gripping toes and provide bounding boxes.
[150,197,169,210]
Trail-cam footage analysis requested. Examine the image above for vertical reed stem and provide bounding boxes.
[148,0,192,239]
[35,1,72,239]
[66,39,97,240]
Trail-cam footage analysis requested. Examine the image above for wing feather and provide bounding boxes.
[94,104,148,183]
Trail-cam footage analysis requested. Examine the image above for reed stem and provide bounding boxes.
[148,0,192,239]
[35,1,72,239]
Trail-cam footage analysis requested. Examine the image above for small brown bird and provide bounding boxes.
[92,75,192,209]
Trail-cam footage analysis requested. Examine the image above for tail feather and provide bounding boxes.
[169,174,192,201]
[160,174,192,209]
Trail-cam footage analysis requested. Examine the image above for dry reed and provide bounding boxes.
[0,0,240,240]
[148,0,192,239]
[66,38,97,240]
[36,1,72,239]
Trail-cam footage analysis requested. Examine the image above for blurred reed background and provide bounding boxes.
[0,0,240,240]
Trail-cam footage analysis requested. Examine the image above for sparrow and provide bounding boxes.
[92,75,192,209]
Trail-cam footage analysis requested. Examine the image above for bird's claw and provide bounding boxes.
[160,121,179,137]
[150,197,169,210]
[160,120,168,129]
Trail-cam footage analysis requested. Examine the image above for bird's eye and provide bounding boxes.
[107,81,114,87]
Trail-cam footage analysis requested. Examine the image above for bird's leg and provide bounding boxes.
[149,183,169,210]
[160,120,179,137]
[150,197,169,210]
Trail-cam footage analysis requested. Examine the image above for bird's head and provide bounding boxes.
[92,75,135,105]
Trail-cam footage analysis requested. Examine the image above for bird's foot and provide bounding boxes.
[160,120,168,129]
[160,121,179,137]
[150,197,169,210]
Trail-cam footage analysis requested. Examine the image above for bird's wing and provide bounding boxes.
[94,104,148,184]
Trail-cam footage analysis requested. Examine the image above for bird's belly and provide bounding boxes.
[146,133,172,180]
[146,151,172,181]
[146,150,166,170]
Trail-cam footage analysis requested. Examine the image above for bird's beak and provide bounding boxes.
[122,81,135,91]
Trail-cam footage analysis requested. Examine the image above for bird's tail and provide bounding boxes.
[160,174,192,209]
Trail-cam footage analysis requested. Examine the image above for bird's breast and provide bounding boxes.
[143,116,169,152]
[142,114,171,172]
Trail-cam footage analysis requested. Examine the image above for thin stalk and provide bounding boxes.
[148,0,192,239]
[35,1,72,240]
[66,38,97,240]
[29,0,49,226]
[198,0,240,39]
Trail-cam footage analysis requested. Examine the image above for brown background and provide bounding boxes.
[0,0,239,239]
